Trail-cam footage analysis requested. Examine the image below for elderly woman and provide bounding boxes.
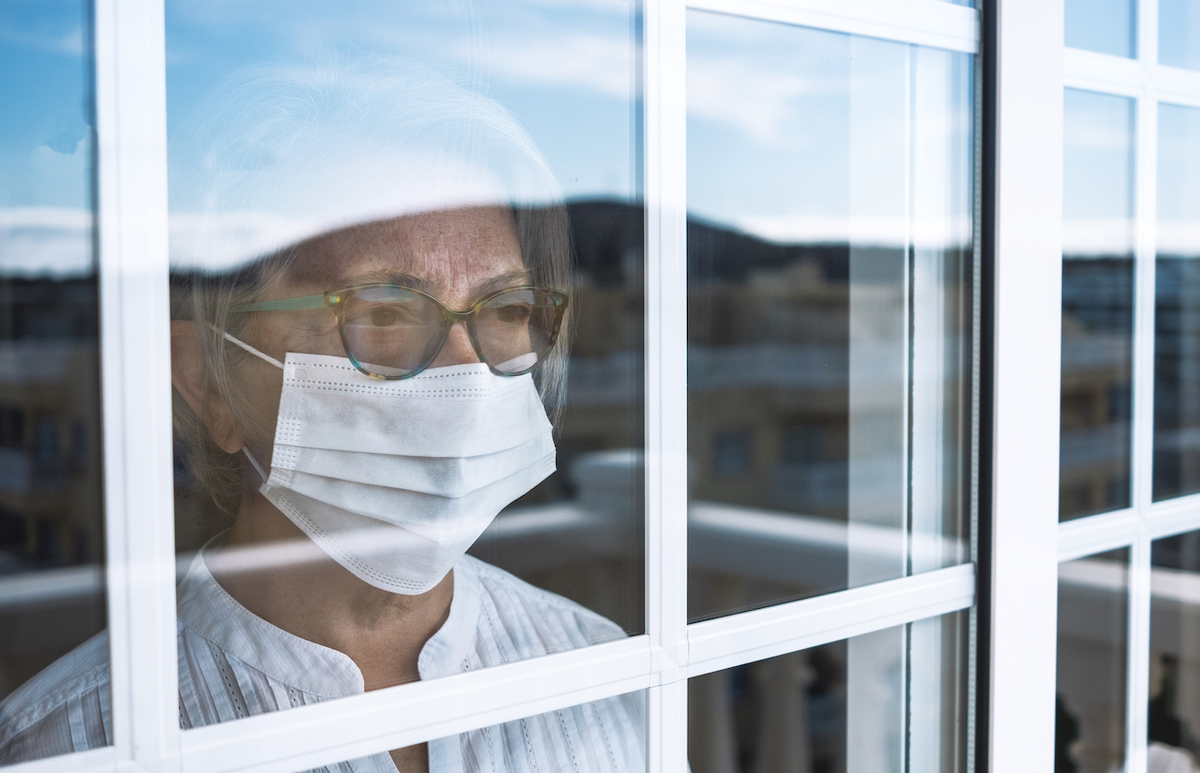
[0,58,644,771]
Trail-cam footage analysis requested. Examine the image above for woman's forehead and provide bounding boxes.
[279,205,525,293]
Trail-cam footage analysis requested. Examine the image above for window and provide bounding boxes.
[689,612,968,772]
[22,0,1176,771]
[1056,550,1129,773]
[1055,0,1200,770]
[0,0,108,764]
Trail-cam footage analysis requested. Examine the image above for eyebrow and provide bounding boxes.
[345,269,533,302]
[348,271,434,293]
[470,271,534,297]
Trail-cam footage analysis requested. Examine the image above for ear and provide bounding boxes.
[170,320,245,454]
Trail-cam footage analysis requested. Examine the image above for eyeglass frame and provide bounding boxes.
[229,283,569,380]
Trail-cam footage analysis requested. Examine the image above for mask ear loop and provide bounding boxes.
[215,326,284,370]
[204,324,281,485]
[242,446,270,489]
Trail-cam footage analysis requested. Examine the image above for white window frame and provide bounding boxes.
[1053,1,1200,772]
[987,1,1065,772]
[4,0,1023,771]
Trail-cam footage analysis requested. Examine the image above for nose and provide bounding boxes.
[429,321,481,369]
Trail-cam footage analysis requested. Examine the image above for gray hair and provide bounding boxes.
[171,55,574,515]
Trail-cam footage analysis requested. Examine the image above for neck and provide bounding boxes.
[209,489,454,688]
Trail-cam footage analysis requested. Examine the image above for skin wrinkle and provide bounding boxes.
[169,204,528,773]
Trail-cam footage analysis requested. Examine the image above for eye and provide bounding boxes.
[367,306,400,326]
[494,303,532,323]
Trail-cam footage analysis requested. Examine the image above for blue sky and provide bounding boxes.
[1063,88,1135,256]
[0,0,93,277]
[6,0,1198,276]
[0,0,91,211]
[162,0,640,271]
[165,0,638,207]
[687,10,974,247]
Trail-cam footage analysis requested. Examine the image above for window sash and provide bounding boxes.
[987,2,1066,772]
[1057,1,1200,772]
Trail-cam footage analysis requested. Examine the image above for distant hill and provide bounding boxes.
[564,199,850,287]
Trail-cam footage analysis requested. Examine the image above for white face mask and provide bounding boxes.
[227,335,556,594]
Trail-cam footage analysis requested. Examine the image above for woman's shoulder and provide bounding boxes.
[0,631,111,763]
[460,556,628,658]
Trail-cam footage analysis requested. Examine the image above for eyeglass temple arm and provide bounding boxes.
[231,294,329,313]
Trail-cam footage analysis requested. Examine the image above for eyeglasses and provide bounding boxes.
[231,284,568,380]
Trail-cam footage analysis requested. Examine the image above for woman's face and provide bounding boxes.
[233,204,527,467]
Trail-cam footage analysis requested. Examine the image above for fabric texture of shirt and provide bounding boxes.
[0,552,645,772]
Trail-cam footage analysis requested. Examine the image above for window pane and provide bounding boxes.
[1061,90,1135,521]
[171,0,639,734]
[1065,0,1136,58]
[329,691,646,772]
[1154,103,1200,501]
[1160,0,1200,70]
[0,0,109,765]
[686,11,974,621]
[689,612,967,773]
[1057,549,1129,773]
[1149,531,1200,768]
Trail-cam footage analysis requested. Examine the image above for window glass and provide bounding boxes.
[1160,0,1200,71]
[689,612,967,773]
[1065,0,1136,58]
[1149,531,1200,768]
[1060,89,1135,521]
[686,11,974,620]
[159,0,639,744]
[1056,549,1129,773]
[1155,103,1200,502]
[0,0,109,766]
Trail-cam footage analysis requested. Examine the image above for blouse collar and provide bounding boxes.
[176,546,483,698]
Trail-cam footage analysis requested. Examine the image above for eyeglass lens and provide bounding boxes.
[341,286,559,378]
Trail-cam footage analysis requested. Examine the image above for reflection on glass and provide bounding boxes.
[1160,0,1200,71]
[7,0,645,762]
[1155,104,1200,501]
[689,612,967,773]
[1065,0,1136,58]
[0,0,109,765]
[1149,531,1200,771]
[686,11,974,621]
[1060,89,1135,521]
[1056,549,1128,773]
[334,691,646,771]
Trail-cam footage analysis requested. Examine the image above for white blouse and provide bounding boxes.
[0,552,645,772]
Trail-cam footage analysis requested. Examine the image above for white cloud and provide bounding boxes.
[733,213,972,249]
[1157,220,1200,257]
[0,22,84,57]
[0,208,93,278]
[1062,218,1135,256]
[30,134,91,182]
[459,31,633,99]
[168,211,315,273]
[1066,122,1134,153]
[1059,218,1200,257]
[688,55,831,146]
[513,0,632,10]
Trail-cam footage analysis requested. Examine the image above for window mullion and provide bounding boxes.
[1126,536,1153,773]
[1126,1,1158,769]
[1132,4,1158,520]
[989,0,1065,770]
[643,0,689,769]
[94,0,179,770]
